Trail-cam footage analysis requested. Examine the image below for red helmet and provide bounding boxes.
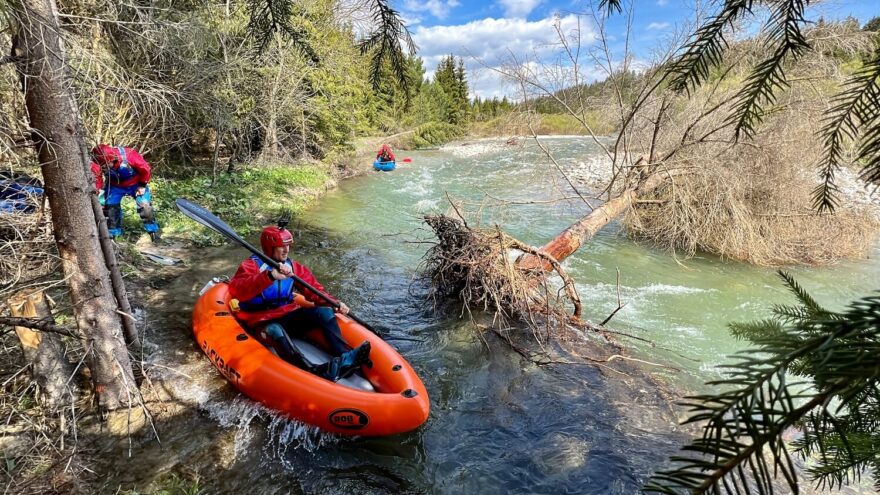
[91,144,119,168]
[260,226,292,256]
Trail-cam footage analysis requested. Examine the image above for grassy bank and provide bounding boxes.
[470,111,616,137]
[134,161,333,246]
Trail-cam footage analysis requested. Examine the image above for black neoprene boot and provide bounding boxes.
[323,341,371,382]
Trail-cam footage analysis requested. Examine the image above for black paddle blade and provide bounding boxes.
[175,198,238,240]
[175,198,274,264]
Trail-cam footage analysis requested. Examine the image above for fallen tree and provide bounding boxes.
[422,14,879,340]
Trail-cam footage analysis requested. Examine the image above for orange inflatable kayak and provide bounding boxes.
[192,280,430,436]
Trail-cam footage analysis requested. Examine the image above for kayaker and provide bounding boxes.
[376,144,395,162]
[228,225,371,382]
[90,144,160,242]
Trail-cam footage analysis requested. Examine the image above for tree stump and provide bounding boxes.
[8,290,75,409]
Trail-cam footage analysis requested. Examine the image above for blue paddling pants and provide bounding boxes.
[103,184,158,236]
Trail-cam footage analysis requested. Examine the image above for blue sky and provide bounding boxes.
[399,0,879,99]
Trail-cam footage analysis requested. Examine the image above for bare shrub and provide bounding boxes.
[623,22,880,266]
[0,210,57,294]
[626,155,878,265]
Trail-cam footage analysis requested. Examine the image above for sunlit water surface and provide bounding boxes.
[148,137,878,494]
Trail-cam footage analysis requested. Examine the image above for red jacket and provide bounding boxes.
[90,145,152,191]
[228,257,337,327]
[377,145,395,162]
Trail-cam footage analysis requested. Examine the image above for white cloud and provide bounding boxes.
[413,15,600,99]
[656,0,668,5]
[403,0,460,20]
[497,0,543,18]
[647,21,671,30]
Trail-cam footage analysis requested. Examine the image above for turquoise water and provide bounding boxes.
[190,137,877,494]
[303,138,878,383]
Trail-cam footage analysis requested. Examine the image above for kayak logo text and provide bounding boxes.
[202,339,241,384]
[329,408,369,429]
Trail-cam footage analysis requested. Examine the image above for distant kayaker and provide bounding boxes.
[228,225,371,382]
[90,144,160,242]
[376,144,395,162]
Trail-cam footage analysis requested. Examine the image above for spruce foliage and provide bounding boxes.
[358,0,416,95]
[665,0,880,211]
[636,2,880,493]
[434,55,470,125]
[245,0,414,95]
[646,273,880,494]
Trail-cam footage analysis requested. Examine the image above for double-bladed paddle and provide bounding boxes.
[175,198,387,338]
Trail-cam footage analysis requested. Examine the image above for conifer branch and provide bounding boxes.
[813,53,880,212]
[727,0,810,139]
[358,0,416,95]
[667,0,754,94]
[245,0,318,61]
[598,0,623,16]
[646,278,880,494]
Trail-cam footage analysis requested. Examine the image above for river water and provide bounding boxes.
[304,137,879,383]
[140,137,879,494]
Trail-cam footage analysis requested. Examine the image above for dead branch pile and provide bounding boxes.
[0,322,91,494]
[625,147,878,265]
[0,203,57,296]
[623,21,880,266]
[422,214,583,341]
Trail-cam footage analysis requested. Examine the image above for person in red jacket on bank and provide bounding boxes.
[228,224,371,382]
[90,144,160,242]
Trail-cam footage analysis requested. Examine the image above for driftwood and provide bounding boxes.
[422,165,680,350]
[518,170,675,271]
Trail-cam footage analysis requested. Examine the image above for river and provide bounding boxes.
[134,136,879,494]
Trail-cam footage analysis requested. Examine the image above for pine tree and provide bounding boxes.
[434,55,461,124]
[455,57,470,121]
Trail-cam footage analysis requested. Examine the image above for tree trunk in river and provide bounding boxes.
[517,171,674,271]
[7,290,75,409]
[12,0,138,411]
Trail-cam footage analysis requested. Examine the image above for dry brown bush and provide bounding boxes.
[622,22,880,266]
[625,155,878,265]
[0,204,58,295]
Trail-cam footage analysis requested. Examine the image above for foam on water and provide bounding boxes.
[203,395,337,463]
[263,415,337,471]
[578,281,713,303]
[414,198,440,212]
[441,140,507,158]
[636,283,715,296]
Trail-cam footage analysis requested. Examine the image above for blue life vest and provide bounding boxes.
[239,255,296,311]
[108,146,137,183]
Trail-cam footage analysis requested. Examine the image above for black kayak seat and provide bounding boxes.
[290,338,375,392]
